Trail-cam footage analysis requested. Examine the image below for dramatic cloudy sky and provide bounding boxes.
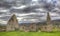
[0,0,60,24]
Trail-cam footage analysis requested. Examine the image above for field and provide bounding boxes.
[0,31,60,36]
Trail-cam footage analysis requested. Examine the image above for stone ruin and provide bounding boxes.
[6,14,19,31]
[6,12,53,32]
[37,12,53,32]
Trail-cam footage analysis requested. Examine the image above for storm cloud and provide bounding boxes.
[0,0,60,24]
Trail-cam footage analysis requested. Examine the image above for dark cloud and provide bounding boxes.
[0,0,60,24]
[0,2,11,8]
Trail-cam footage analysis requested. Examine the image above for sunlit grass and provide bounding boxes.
[0,31,60,36]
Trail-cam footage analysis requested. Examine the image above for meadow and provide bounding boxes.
[0,31,60,36]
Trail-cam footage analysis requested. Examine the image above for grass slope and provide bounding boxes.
[0,31,60,36]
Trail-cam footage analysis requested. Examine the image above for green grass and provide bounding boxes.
[0,31,60,36]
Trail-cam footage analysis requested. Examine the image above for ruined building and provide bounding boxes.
[6,14,19,31]
[29,23,37,32]
[5,12,53,32]
[19,23,37,32]
[19,12,53,32]
[46,12,53,32]
[40,12,53,32]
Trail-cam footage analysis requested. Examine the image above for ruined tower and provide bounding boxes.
[6,14,19,31]
[46,12,53,32]
[40,12,53,32]
[47,12,51,24]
